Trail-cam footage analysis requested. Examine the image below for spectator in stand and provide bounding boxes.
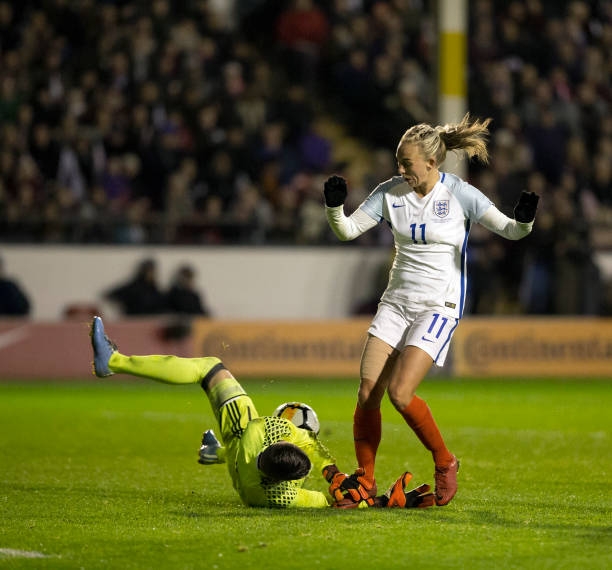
[277,0,329,88]
[105,258,166,315]
[165,265,210,316]
[0,256,30,316]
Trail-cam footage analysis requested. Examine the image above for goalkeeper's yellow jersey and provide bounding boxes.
[232,416,335,508]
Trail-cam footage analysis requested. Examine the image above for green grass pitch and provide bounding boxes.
[1,377,611,569]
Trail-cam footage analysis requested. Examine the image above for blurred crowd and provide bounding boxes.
[0,0,334,245]
[0,0,610,314]
[466,0,611,315]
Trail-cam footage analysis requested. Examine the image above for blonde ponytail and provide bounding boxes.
[398,113,492,166]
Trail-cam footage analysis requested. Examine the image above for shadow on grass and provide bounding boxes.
[172,502,612,539]
[458,507,612,537]
[172,505,442,522]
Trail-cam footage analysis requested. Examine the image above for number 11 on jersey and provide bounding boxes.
[410,223,427,244]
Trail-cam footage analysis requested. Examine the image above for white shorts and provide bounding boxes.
[368,301,459,366]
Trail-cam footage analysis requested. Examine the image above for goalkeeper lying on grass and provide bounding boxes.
[90,316,433,509]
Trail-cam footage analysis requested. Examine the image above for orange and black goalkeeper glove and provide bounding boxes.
[328,468,376,508]
[323,464,350,501]
[378,472,435,509]
[322,464,340,483]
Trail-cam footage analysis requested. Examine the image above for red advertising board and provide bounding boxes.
[0,319,192,379]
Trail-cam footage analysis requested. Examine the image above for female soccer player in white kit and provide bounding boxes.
[324,114,539,506]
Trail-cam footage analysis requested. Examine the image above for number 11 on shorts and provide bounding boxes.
[427,313,448,338]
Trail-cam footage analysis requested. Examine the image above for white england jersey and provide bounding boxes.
[359,172,492,319]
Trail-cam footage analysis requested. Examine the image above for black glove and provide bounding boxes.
[323,175,347,207]
[513,191,539,223]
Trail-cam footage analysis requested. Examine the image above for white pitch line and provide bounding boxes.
[0,548,54,558]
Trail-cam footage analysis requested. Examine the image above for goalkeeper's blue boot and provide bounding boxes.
[198,429,226,464]
[90,316,117,378]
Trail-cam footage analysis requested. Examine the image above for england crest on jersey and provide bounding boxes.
[434,200,449,218]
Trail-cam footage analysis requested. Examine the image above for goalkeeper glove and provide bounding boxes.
[323,175,347,208]
[322,464,340,482]
[513,191,539,223]
[322,465,352,504]
[377,472,435,509]
[328,467,376,509]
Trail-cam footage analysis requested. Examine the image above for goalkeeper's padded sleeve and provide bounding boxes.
[478,204,533,241]
[325,206,378,241]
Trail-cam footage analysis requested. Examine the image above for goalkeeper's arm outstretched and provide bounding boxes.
[90,316,433,509]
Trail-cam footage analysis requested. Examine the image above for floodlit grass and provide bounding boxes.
[0,377,611,569]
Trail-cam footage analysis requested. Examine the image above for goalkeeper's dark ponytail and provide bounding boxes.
[258,442,312,481]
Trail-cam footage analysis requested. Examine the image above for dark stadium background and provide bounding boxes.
[0,0,610,318]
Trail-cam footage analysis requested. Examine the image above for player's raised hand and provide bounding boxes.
[513,191,539,223]
[323,175,347,207]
